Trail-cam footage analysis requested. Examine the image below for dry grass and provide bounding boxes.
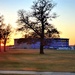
[0,49,75,72]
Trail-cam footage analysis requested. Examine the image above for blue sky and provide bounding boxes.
[0,0,75,45]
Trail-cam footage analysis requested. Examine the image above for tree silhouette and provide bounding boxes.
[0,15,4,51]
[17,0,59,54]
[2,25,11,52]
[0,15,11,52]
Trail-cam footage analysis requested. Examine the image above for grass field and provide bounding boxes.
[0,49,75,72]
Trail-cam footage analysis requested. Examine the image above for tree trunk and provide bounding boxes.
[39,17,45,54]
[40,38,44,54]
[4,43,6,52]
[4,38,6,52]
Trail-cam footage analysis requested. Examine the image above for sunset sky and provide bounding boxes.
[0,0,75,45]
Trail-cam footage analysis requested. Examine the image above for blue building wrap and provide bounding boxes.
[14,38,69,49]
[44,38,69,49]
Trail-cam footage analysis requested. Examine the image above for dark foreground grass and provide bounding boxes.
[0,49,75,72]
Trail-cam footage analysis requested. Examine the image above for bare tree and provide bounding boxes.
[0,15,4,51]
[0,15,11,52]
[17,0,59,54]
[2,24,11,52]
